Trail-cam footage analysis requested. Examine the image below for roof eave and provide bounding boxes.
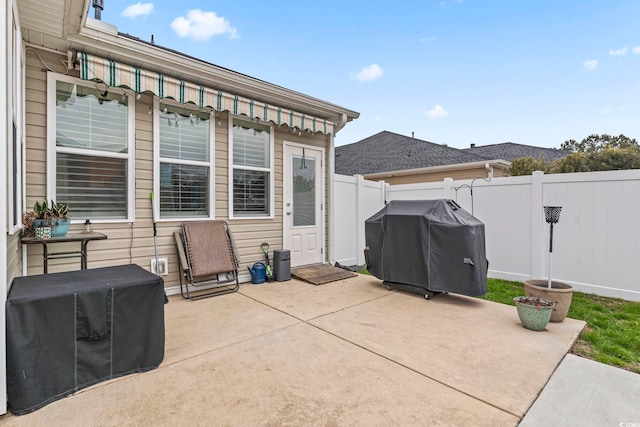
[64,18,359,123]
[363,159,511,179]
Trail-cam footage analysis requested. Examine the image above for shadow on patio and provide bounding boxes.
[0,274,585,426]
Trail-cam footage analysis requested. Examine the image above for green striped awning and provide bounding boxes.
[77,52,335,135]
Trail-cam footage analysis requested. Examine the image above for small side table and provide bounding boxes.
[20,232,108,273]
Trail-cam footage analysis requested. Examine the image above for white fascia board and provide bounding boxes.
[364,159,511,179]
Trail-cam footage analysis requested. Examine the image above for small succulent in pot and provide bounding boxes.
[22,199,70,237]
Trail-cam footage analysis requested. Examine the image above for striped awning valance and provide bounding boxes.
[76,52,336,135]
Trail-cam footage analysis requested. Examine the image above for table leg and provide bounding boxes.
[81,241,88,269]
[42,243,48,274]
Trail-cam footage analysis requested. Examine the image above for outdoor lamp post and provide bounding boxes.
[544,206,562,289]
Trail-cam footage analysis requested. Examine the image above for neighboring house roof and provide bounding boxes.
[462,142,570,163]
[335,131,488,176]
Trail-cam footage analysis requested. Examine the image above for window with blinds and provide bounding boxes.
[231,119,272,217]
[52,78,132,219]
[158,104,212,218]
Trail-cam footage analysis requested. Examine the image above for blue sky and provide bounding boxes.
[99,1,640,149]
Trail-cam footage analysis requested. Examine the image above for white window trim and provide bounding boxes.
[228,116,275,220]
[152,98,215,222]
[8,10,23,234]
[46,73,136,223]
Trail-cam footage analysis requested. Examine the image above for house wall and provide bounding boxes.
[23,48,331,290]
[365,166,508,185]
[6,234,21,285]
[335,170,640,302]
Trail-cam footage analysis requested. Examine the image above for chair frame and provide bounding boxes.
[174,221,240,300]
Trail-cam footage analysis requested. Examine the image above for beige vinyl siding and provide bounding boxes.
[367,166,508,185]
[23,48,334,288]
[24,49,50,274]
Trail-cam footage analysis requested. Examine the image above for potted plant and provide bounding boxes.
[524,206,574,322]
[22,199,71,238]
[514,296,555,331]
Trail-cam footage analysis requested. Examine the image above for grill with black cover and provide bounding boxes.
[365,199,487,298]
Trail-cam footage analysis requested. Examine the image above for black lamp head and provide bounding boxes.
[544,206,562,224]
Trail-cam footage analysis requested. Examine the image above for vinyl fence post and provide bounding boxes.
[443,177,454,199]
[356,175,366,267]
[531,171,545,279]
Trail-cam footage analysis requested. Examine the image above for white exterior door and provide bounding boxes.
[283,143,324,267]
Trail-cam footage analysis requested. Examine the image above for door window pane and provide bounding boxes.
[292,157,315,226]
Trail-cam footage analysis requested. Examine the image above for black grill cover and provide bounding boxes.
[6,264,166,415]
[365,199,487,297]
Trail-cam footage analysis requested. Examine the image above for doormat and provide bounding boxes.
[292,264,357,285]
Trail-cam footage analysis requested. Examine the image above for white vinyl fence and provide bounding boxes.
[333,169,640,302]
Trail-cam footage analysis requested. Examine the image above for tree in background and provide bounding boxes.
[560,134,638,153]
[508,134,640,176]
[508,156,548,176]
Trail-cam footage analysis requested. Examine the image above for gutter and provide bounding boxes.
[363,159,511,180]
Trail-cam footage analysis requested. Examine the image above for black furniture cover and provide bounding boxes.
[365,199,487,297]
[6,264,166,415]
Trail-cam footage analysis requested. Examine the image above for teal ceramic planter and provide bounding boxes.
[33,218,71,237]
[514,296,554,331]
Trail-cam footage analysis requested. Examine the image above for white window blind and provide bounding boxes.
[158,104,212,218]
[56,83,128,153]
[56,153,128,218]
[232,170,269,215]
[232,119,272,217]
[53,79,131,219]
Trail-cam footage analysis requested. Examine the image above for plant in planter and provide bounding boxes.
[22,199,71,238]
[514,296,555,331]
[524,206,574,322]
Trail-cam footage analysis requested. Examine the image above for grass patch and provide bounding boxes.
[482,279,640,373]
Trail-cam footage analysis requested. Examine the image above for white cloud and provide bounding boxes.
[424,104,448,120]
[601,106,625,115]
[633,46,640,55]
[171,9,239,41]
[583,59,598,70]
[121,2,154,19]
[352,64,384,82]
[609,47,627,57]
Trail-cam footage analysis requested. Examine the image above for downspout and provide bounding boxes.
[334,113,348,133]
[328,113,347,265]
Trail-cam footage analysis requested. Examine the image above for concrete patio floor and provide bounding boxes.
[0,274,586,426]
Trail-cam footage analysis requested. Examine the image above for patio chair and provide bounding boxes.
[174,220,240,300]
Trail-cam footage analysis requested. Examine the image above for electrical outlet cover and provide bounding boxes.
[151,258,169,275]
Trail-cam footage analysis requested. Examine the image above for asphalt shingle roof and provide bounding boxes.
[335,131,488,176]
[462,142,570,162]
